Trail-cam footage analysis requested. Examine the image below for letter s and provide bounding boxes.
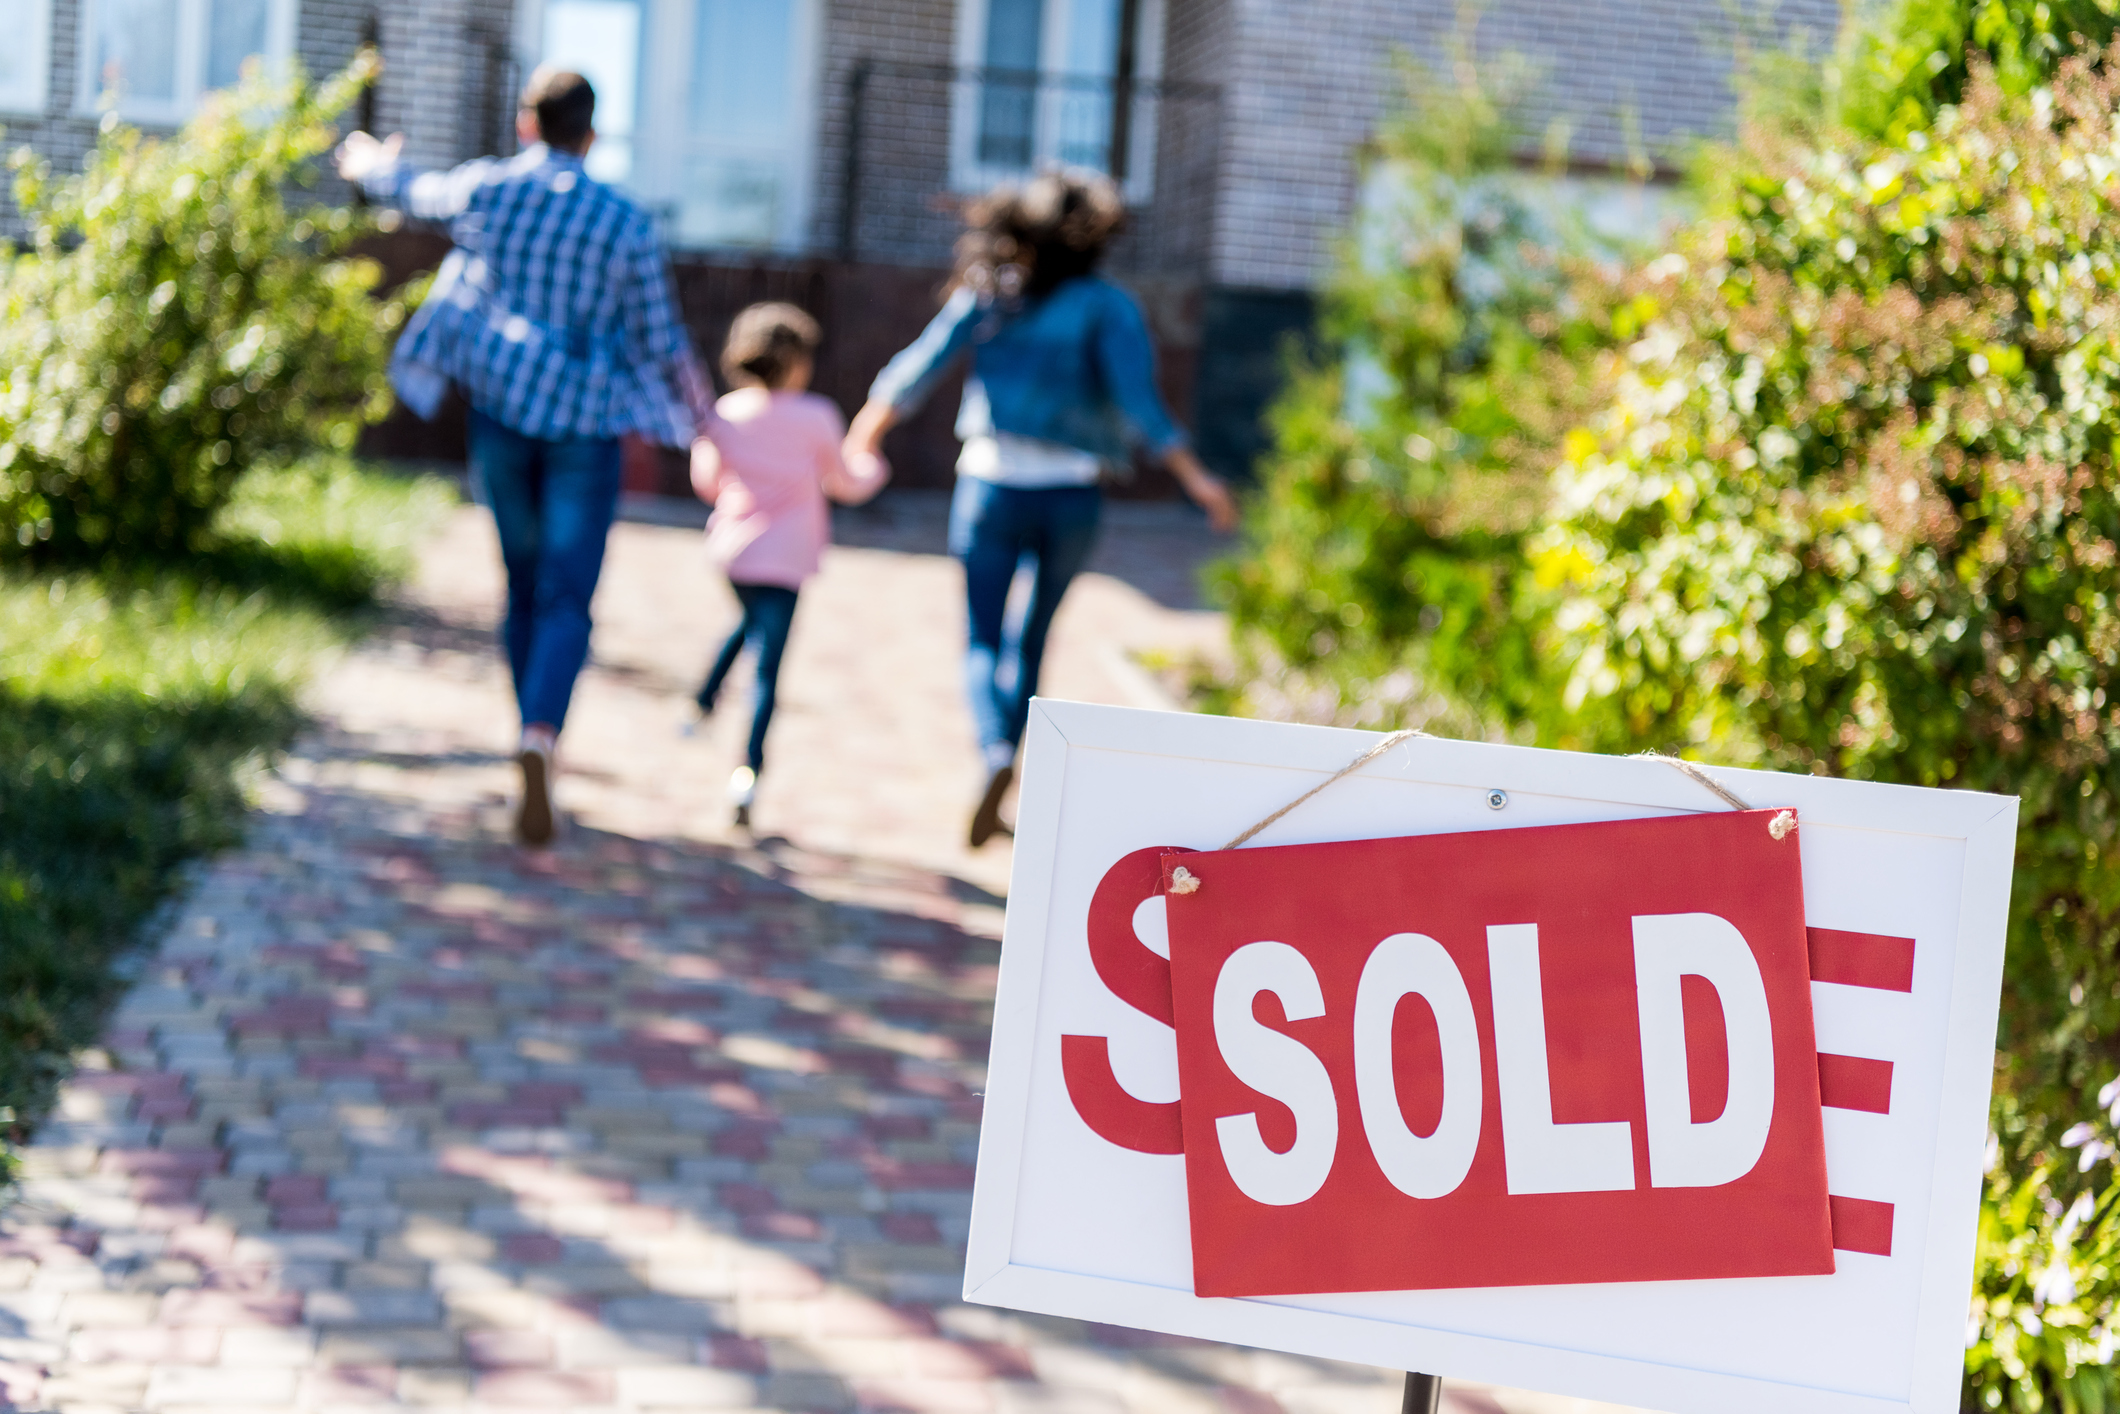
[1061,847,1191,1155]
[1213,941,1339,1205]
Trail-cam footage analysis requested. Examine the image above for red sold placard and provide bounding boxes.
[1159,810,1834,1298]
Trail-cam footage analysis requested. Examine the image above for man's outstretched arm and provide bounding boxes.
[335,131,493,223]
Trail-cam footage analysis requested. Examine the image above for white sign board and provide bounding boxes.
[965,701,2016,1414]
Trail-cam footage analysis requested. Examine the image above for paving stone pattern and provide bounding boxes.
[0,491,1634,1414]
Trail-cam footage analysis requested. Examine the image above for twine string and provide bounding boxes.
[1634,751,1753,811]
[1202,737,1776,870]
[1220,729,1428,852]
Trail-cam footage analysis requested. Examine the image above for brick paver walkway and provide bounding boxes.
[0,491,1615,1414]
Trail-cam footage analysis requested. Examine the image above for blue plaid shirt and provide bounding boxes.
[361,145,711,447]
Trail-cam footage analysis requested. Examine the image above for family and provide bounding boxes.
[336,66,1236,848]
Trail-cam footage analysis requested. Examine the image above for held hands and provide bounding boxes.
[335,130,404,184]
[842,399,897,465]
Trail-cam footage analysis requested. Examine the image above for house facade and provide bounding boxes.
[0,0,1838,489]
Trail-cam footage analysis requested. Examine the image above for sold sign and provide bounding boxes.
[1069,810,1838,1298]
[981,705,2015,1414]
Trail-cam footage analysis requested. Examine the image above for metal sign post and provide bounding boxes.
[1402,1373,1441,1414]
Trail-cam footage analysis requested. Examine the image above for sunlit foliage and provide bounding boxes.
[0,54,400,558]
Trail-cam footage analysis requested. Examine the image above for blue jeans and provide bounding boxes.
[468,409,622,733]
[948,478,1102,758]
[698,583,799,773]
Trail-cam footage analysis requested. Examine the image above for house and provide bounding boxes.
[0,0,1838,491]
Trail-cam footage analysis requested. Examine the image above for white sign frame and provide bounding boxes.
[966,700,2017,1414]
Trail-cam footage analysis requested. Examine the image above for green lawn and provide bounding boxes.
[0,456,452,1170]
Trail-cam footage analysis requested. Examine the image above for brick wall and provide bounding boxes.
[363,0,519,171]
[810,0,961,262]
[818,0,1224,279]
[1,0,92,236]
[1149,0,1230,280]
[1208,0,1843,291]
[1,0,517,239]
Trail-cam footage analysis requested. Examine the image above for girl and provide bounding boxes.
[692,303,888,827]
[843,171,1237,848]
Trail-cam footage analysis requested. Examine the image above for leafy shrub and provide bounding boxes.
[1522,56,2120,1405]
[1210,53,1617,731]
[1536,52,2120,1089]
[1832,0,2120,142]
[1221,12,2120,1406]
[1971,1083,2120,1413]
[0,55,399,559]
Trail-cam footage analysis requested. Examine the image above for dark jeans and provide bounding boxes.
[468,409,623,733]
[699,582,800,773]
[948,477,1103,757]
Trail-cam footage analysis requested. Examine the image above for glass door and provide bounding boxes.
[0,0,52,114]
[977,0,1042,168]
[204,0,270,89]
[675,0,812,248]
[79,0,295,122]
[541,0,817,251]
[1046,0,1121,171]
[91,0,186,111]
[954,0,1160,197]
[537,0,644,185]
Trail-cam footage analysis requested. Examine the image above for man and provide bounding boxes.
[337,69,712,845]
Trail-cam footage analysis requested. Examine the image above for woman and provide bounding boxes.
[844,171,1238,848]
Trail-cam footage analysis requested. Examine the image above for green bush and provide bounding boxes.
[1833,0,2120,142]
[1209,52,1616,731]
[1971,1088,2120,1413]
[1220,14,2120,1408]
[0,456,451,1176]
[0,54,399,559]
[1526,55,2120,1406]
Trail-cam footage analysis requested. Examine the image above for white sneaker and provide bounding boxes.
[728,766,757,829]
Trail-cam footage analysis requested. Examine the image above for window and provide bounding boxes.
[77,0,297,124]
[951,0,1164,198]
[0,0,53,115]
[534,0,820,252]
[538,0,642,186]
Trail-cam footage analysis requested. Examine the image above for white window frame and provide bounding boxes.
[949,0,1165,202]
[75,0,300,127]
[530,0,647,187]
[524,0,823,255]
[0,0,53,114]
[637,0,822,253]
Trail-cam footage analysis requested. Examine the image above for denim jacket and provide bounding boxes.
[867,276,1186,465]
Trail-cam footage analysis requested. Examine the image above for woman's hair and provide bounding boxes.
[721,302,822,389]
[950,169,1127,300]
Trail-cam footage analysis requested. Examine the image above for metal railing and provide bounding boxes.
[835,60,1221,275]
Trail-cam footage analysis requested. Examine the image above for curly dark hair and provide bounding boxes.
[950,169,1127,300]
[720,303,822,389]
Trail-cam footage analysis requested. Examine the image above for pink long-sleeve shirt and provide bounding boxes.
[693,388,889,589]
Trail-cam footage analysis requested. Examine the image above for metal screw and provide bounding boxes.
[1486,789,1508,810]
